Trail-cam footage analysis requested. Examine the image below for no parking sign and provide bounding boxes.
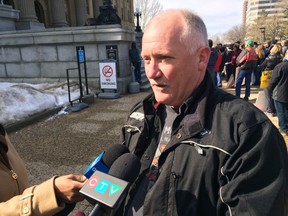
[99,61,117,90]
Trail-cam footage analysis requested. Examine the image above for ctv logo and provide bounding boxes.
[86,176,122,196]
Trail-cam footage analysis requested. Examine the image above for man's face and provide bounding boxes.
[141,14,208,107]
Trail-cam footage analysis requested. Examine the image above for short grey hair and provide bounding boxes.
[179,10,208,54]
[145,9,208,54]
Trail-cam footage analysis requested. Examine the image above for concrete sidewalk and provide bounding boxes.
[7,85,287,215]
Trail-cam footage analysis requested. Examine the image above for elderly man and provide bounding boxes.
[119,9,287,216]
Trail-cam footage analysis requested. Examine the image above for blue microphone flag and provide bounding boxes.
[84,151,109,178]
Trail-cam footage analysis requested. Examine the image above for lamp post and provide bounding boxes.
[260,27,266,42]
[134,8,142,32]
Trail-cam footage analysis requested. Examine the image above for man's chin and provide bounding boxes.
[154,94,171,105]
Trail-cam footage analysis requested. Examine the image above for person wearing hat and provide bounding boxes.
[235,39,257,100]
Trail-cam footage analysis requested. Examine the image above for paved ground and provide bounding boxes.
[7,85,287,215]
[7,89,153,215]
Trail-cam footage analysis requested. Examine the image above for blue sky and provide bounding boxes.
[161,0,244,36]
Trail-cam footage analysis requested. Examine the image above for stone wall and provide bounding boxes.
[0,25,136,94]
[0,4,19,31]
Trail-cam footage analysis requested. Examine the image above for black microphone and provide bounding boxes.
[80,153,141,216]
[84,144,129,178]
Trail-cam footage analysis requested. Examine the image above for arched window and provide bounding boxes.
[34,1,45,26]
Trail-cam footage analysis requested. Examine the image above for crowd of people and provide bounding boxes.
[208,38,288,136]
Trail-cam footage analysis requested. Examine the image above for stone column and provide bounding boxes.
[50,0,69,27]
[16,0,44,30]
[93,0,102,18]
[74,0,88,26]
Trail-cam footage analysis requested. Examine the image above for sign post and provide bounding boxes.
[76,46,89,96]
[65,46,94,112]
[98,59,120,99]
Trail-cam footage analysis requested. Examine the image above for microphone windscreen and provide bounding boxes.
[102,144,129,168]
[109,153,141,183]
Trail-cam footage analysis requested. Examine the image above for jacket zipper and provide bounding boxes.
[10,169,18,180]
[171,171,180,215]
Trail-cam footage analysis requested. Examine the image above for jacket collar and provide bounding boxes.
[143,72,214,139]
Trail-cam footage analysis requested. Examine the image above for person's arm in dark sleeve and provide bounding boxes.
[268,64,282,93]
[219,118,288,216]
[259,57,268,71]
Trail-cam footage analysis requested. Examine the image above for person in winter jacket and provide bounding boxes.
[260,45,282,71]
[260,45,282,116]
[235,39,257,100]
[267,50,288,135]
[224,44,233,82]
[252,44,265,86]
[213,46,223,87]
[129,42,142,83]
[117,9,288,216]
[225,43,241,88]
[207,39,218,86]
[0,124,86,215]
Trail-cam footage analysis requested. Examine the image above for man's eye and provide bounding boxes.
[143,57,150,63]
[159,56,171,62]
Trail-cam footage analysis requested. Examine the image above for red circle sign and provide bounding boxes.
[102,65,113,78]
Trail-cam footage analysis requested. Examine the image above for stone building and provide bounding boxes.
[242,0,288,41]
[244,0,288,29]
[0,0,145,95]
[1,0,134,31]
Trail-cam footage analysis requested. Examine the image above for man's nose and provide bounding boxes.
[145,59,161,79]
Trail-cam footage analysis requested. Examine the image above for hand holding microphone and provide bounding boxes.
[54,174,87,204]
[58,144,130,215]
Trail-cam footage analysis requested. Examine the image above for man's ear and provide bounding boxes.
[198,47,211,72]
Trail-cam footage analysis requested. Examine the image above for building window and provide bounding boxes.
[35,1,45,26]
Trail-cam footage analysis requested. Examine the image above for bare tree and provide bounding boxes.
[246,4,288,42]
[266,15,286,40]
[223,24,246,44]
[133,0,163,30]
[245,11,268,43]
